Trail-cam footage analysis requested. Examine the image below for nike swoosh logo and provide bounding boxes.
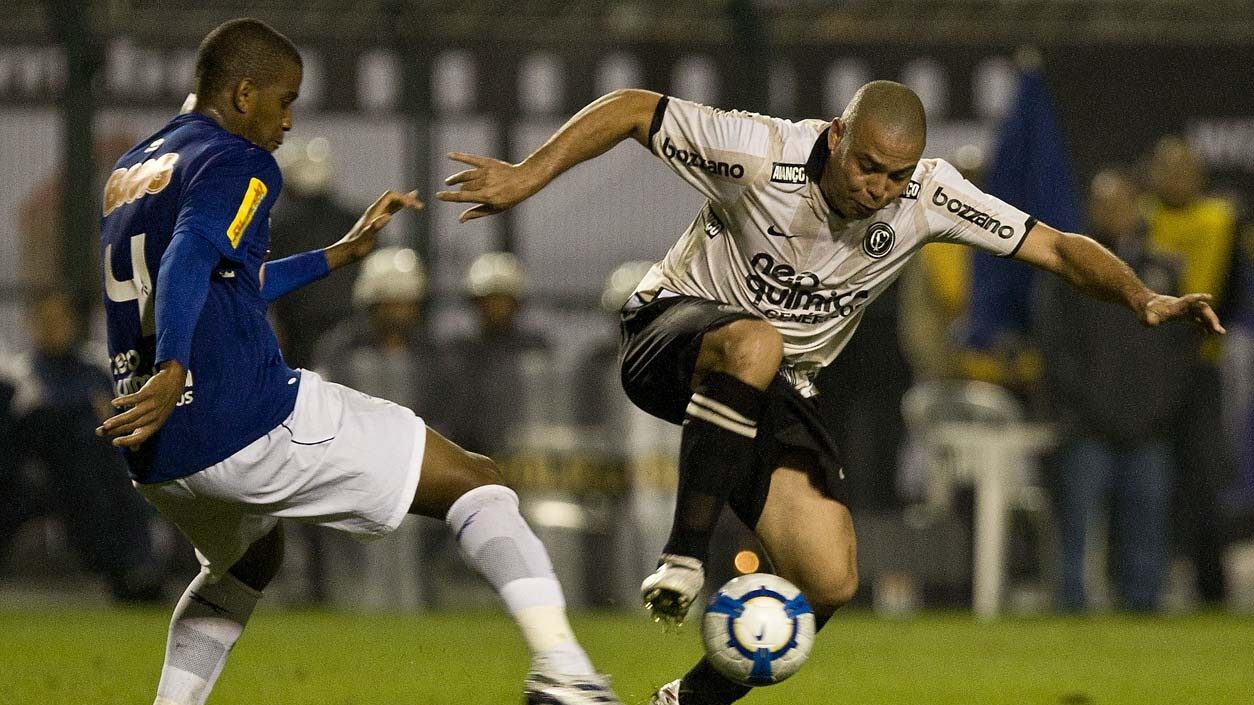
[767,224,796,238]
[456,510,481,541]
[755,625,766,640]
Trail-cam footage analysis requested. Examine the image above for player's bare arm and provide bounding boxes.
[1013,220,1226,334]
[95,359,186,449]
[435,88,661,222]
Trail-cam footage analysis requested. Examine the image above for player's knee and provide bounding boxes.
[798,559,859,614]
[229,525,285,592]
[461,451,505,488]
[700,319,783,388]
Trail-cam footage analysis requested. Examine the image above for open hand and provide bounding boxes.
[326,189,424,269]
[1140,293,1226,334]
[95,361,188,449]
[435,152,544,222]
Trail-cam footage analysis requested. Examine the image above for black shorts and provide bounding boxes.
[619,295,847,527]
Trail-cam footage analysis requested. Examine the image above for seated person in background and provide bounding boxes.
[5,291,165,602]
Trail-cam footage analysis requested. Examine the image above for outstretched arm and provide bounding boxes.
[1013,221,1225,333]
[260,189,423,301]
[435,89,662,222]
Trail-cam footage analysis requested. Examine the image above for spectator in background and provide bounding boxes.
[314,246,445,418]
[311,247,447,607]
[573,260,656,428]
[445,252,555,457]
[1145,137,1239,605]
[3,291,164,602]
[1221,219,1254,525]
[270,138,363,368]
[1037,169,1192,612]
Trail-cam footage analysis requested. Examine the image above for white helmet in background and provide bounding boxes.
[465,251,525,298]
[352,247,427,308]
[601,260,654,312]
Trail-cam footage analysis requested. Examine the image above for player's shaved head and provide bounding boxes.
[820,81,926,218]
[840,80,927,147]
[194,18,302,98]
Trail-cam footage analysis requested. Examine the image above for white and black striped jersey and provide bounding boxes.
[632,96,1037,396]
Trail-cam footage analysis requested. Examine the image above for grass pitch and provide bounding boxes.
[2,609,1251,705]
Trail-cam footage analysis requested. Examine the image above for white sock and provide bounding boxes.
[447,484,596,676]
[153,570,261,705]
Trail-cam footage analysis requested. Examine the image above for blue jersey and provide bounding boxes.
[100,113,299,483]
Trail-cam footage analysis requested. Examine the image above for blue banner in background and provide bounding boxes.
[964,65,1082,350]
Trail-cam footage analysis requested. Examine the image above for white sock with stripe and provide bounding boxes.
[447,484,596,676]
[153,570,260,705]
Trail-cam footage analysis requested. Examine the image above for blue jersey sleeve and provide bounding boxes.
[154,232,218,368]
[175,144,281,263]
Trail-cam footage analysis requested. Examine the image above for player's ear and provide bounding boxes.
[829,119,845,151]
[232,78,256,114]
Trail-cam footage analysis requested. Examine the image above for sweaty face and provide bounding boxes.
[240,60,301,152]
[822,119,921,219]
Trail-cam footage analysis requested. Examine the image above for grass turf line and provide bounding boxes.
[1,610,1251,705]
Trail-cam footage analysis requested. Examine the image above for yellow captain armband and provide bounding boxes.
[226,177,268,248]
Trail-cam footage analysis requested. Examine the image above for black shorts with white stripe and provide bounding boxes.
[618,295,848,526]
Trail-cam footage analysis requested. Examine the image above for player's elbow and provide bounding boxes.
[602,89,663,145]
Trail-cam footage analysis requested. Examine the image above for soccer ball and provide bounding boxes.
[701,573,815,686]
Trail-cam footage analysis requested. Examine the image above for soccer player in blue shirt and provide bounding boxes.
[97,18,620,705]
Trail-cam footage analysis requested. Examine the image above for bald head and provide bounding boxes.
[820,81,926,218]
[841,80,927,147]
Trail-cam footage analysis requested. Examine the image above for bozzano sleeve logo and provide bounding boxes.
[227,177,268,248]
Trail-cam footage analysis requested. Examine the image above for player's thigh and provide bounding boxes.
[620,297,759,423]
[408,427,503,521]
[754,466,858,614]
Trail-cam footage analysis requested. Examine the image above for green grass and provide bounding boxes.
[2,609,1252,705]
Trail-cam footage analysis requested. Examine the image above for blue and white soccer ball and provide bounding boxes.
[701,573,815,686]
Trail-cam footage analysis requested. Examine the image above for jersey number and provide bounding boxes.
[104,233,155,336]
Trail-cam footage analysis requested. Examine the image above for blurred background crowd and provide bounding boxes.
[1,0,1253,618]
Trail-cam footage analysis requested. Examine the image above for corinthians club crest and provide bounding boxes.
[862,222,896,259]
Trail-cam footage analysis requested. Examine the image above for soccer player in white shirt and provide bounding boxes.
[437,81,1224,705]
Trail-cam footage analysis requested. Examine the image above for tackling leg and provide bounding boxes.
[644,318,781,623]
[661,465,857,705]
[410,428,619,704]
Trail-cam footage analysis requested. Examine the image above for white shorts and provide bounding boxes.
[137,369,426,579]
